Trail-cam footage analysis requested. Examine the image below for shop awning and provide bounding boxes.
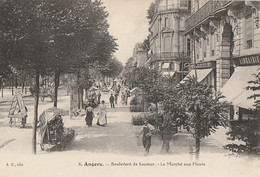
[221,65,260,109]
[162,71,175,76]
[162,63,170,69]
[180,68,213,83]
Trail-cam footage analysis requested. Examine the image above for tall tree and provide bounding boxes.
[122,57,135,87]
[0,0,55,154]
[0,0,117,154]
[99,57,123,78]
[161,81,184,153]
[147,0,161,24]
[178,76,229,157]
[130,67,165,112]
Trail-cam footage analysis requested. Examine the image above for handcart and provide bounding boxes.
[38,107,75,151]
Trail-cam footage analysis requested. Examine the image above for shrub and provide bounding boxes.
[132,113,163,126]
[130,105,143,112]
[130,96,139,105]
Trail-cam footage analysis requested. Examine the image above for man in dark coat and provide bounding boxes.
[109,94,115,108]
[97,91,101,104]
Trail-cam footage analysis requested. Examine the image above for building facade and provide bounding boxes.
[133,43,147,67]
[146,0,191,81]
[184,0,260,121]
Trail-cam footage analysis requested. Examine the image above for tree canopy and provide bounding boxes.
[178,76,229,154]
[147,0,161,24]
[0,0,117,154]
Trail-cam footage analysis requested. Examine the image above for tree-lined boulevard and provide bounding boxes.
[0,0,260,177]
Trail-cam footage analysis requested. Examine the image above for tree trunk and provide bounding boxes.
[25,79,27,94]
[85,88,88,100]
[11,74,14,95]
[32,73,40,154]
[1,85,3,98]
[22,77,25,93]
[80,87,84,109]
[1,83,3,98]
[54,71,60,107]
[70,92,73,119]
[77,71,81,109]
[161,124,171,153]
[0,79,3,98]
[195,137,200,159]
[195,113,201,159]
[15,74,18,89]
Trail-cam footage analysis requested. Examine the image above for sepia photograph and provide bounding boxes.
[0,0,259,177]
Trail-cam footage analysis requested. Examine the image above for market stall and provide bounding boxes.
[38,107,75,151]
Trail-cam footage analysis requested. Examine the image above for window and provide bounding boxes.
[179,35,184,53]
[244,11,253,49]
[164,36,171,53]
[210,32,215,56]
[195,40,200,60]
[180,0,187,7]
[164,17,168,27]
[203,37,207,58]
[187,39,191,56]
[195,0,199,12]
[170,62,174,70]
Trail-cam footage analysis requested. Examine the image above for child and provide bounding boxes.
[138,120,155,156]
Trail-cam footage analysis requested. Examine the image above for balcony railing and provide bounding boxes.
[150,52,190,62]
[185,0,231,32]
[158,3,188,12]
[150,1,189,23]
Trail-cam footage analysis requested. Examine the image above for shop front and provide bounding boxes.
[221,53,260,123]
[180,61,216,91]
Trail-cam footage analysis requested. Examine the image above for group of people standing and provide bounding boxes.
[120,88,130,105]
[85,100,107,127]
[85,90,107,127]
[108,84,130,108]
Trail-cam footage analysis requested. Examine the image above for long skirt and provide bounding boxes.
[97,111,107,126]
[85,115,93,127]
[142,136,151,152]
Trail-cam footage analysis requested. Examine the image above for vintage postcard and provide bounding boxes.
[0,0,259,177]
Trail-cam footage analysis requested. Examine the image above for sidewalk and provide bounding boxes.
[0,88,31,103]
[0,91,259,177]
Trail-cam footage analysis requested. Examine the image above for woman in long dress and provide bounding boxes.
[97,100,107,126]
[85,103,94,127]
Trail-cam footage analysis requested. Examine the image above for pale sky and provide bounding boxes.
[102,0,153,65]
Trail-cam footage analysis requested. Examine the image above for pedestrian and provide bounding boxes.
[114,90,119,104]
[137,120,155,156]
[121,92,125,105]
[92,91,97,101]
[97,100,107,126]
[125,89,129,105]
[109,94,115,108]
[97,91,101,104]
[85,102,94,127]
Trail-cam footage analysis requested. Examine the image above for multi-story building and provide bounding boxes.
[146,0,191,81]
[133,43,147,67]
[184,0,260,122]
